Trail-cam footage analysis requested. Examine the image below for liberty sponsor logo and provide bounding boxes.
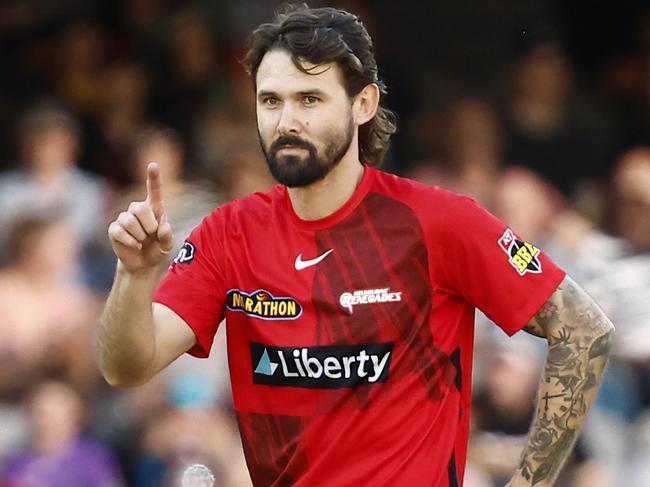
[498,228,542,276]
[339,288,402,313]
[251,341,393,389]
[174,241,196,264]
[227,289,302,320]
[294,249,333,271]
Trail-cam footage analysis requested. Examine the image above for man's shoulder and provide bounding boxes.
[205,184,284,223]
[371,167,470,208]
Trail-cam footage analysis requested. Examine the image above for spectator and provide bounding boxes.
[218,148,275,202]
[191,102,260,182]
[54,20,107,118]
[131,375,248,487]
[491,166,565,244]
[92,125,223,292]
[151,7,225,141]
[501,29,616,206]
[470,323,610,487]
[527,147,650,485]
[0,101,109,265]
[123,125,222,254]
[1,381,124,487]
[94,60,151,185]
[442,97,503,205]
[404,97,503,207]
[591,148,650,363]
[0,210,100,395]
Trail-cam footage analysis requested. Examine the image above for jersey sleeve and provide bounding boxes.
[433,195,566,335]
[153,209,227,357]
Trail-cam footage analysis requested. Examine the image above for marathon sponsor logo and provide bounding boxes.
[498,228,542,276]
[227,289,302,320]
[251,341,393,389]
[339,288,402,313]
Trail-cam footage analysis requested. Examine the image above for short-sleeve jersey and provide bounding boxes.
[154,166,565,486]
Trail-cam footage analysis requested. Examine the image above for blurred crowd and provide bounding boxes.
[0,1,649,486]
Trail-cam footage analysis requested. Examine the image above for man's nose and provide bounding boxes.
[277,104,301,134]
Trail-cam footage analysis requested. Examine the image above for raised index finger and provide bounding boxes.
[146,162,163,217]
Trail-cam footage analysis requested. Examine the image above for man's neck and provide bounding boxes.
[287,154,365,221]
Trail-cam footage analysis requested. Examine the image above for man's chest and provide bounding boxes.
[222,221,432,344]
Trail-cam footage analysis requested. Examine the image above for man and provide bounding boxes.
[1,381,123,487]
[0,101,108,262]
[99,5,613,486]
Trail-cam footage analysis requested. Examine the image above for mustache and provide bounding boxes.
[269,135,314,152]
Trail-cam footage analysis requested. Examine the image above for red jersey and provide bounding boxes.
[154,166,565,486]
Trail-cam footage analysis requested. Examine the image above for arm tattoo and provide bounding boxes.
[517,276,613,485]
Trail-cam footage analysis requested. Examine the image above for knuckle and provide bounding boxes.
[114,225,128,240]
[118,225,137,242]
[117,211,131,224]
[133,201,151,217]
[118,215,141,235]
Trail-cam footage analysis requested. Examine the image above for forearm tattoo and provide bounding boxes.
[519,276,613,485]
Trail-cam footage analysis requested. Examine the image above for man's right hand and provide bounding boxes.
[108,162,174,274]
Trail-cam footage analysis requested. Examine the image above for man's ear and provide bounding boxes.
[352,83,380,126]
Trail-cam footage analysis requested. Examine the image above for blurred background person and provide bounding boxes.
[500,27,617,225]
[469,340,542,485]
[443,97,504,206]
[0,101,109,273]
[406,96,504,207]
[0,210,100,397]
[93,60,151,186]
[573,147,650,486]
[468,165,623,486]
[468,336,612,487]
[150,6,225,146]
[130,375,249,487]
[54,20,108,120]
[128,126,221,248]
[1,380,124,487]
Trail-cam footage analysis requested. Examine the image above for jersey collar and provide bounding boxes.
[283,165,376,231]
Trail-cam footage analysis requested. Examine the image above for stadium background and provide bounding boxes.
[0,0,649,485]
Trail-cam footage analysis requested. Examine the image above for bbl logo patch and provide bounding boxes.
[498,228,542,276]
[227,289,302,320]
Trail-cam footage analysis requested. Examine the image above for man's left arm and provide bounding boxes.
[507,275,614,487]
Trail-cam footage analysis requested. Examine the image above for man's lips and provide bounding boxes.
[277,145,308,151]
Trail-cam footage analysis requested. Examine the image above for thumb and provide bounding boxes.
[157,212,174,253]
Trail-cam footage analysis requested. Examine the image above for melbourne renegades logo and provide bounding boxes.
[174,241,196,264]
[498,229,542,276]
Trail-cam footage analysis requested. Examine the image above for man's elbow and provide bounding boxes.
[590,320,615,359]
[99,362,153,388]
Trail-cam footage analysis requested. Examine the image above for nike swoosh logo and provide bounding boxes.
[294,249,334,271]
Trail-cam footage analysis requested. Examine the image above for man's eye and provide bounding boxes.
[263,97,279,106]
[303,96,319,105]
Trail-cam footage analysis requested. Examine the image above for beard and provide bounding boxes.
[259,117,354,188]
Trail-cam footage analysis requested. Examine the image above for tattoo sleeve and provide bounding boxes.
[517,275,614,485]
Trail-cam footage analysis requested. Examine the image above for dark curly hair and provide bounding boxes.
[243,3,397,167]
